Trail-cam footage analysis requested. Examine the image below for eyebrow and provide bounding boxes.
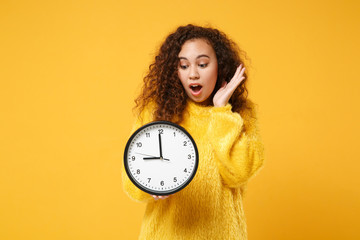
[178,54,210,60]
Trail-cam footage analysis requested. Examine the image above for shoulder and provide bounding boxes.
[134,100,157,124]
[239,99,260,133]
[240,99,257,118]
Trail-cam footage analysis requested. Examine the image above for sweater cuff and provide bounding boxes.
[211,103,233,112]
[207,104,244,145]
[209,103,243,127]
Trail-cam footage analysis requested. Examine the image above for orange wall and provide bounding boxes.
[1,0,359,239]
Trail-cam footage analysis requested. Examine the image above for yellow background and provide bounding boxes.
[1,0,359,239]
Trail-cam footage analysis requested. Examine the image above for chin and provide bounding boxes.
[192,97,212,105]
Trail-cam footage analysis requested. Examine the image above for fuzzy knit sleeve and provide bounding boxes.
[121,103,156,203]
[207,102,265,188]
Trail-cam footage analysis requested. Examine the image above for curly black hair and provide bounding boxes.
[135,24,251,123]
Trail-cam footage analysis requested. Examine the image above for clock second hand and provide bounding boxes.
[135,152,157,158]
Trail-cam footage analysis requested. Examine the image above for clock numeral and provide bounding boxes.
[188,154,191,159]
[148,178,151,183]
[132,156,135,161]
[136,142,142,147]
[136,169,140,174]
[146,133,150,137]
[173,132,176,137]
[158,129,164,134]
[184,168,187,173]
[173,177,177,182]
[160,181,164,186]
[183,141,187,146]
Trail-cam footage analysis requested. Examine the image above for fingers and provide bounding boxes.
[152,195,170,200]
[213,63,246,107]
[228,64,245,89]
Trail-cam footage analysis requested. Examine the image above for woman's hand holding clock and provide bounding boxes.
[152,195,170,200]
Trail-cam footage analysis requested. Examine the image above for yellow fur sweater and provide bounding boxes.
[122,99,265,240]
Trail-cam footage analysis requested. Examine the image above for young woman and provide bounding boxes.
[122,24,265,239]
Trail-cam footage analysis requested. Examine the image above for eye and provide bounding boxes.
[199,63,208,68]
[179,65,188,70]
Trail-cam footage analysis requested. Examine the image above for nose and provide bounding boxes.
[189,66,200,80]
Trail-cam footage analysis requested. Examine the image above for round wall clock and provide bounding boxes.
[124,121,199,196]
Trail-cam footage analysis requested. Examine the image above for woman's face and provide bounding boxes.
[177,38,218,105]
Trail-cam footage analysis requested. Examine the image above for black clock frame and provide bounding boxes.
[123,120,199,196]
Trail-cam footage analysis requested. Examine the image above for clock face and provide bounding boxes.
[124,121,199,195]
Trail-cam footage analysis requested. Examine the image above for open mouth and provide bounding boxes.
[190,85,202,94]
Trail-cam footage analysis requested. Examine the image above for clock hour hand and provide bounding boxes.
[135,152,170,161]
[143,157,170,161]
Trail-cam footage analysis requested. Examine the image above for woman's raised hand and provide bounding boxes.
[213,64,246,107]
[152,195,170,200]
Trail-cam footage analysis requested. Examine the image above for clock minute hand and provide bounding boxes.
[158,133,163,158]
